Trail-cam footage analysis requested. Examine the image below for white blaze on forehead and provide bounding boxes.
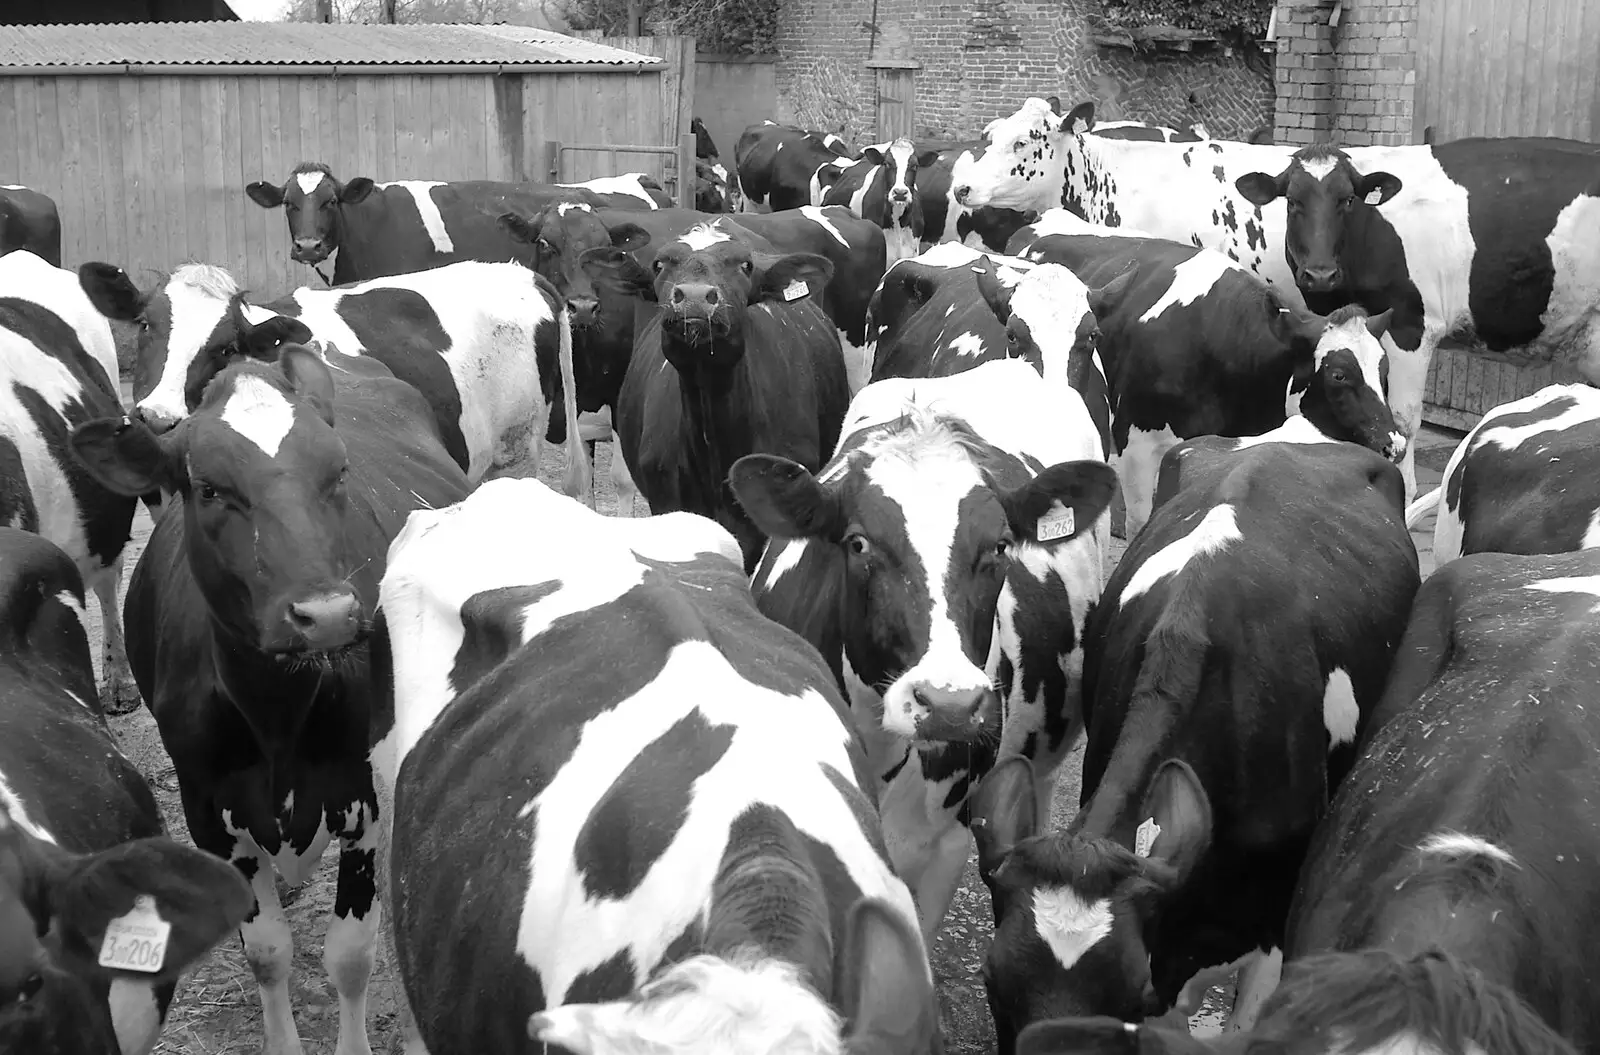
[1298,155,1341,181]
[295,170,326,195]
[1322,667,1359,748]
[1138,250,1242,322]
[1008,264,1093,370]
[140,263,243,423]
[886,138,916,190]
[376,180,454,253]
[1032,886,1114,969]
[1120,503,1242,605]
[1315,314,1387,393]
[677,222,732,251]
[220,374,298,457]
[1417,831,1519,868]
[0,768,56,844]
[799,205,851,247]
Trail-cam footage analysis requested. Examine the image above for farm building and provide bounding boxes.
[0,21,685,295]
[3,0,238,25]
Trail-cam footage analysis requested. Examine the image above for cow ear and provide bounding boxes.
[1066,101,1095,134]
[861,145,886,166]
[70,418,182,497]
[1235,170,1285,207]
[607,222,652,252]
[279,344,336,426]
[839,899,937,1055]
[728,454,845,542]
[969,755,1037,883]
[240,315,314,360]
[1046,95,1063,115]
[975,262,1016,325]
[498,211,543,244]
[1138,760,1212,891]
[1356,170,1402,206]
[1365,307,1395,340]
[338,177,376,204]
[752,253,834,305]
[916,149,943,169]
[77,263,148,323]
[1088,261,1139,319]
[245,180,285,209]
[816,164,850,194]
[578,247,656,301]
[1000,460,1117,545]
[48,836,253,986]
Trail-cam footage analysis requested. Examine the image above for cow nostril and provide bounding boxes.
[954,185,972,203]
[284,592,361,650]
[671,287,686,305]
[704,289,719,305]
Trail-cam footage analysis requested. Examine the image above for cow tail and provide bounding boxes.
[556,305,594,508]
[1404,485,1440,530]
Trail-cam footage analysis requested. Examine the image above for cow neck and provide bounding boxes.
[330,204,378,285]
[1073,705,1180,843]
[671,345,755,521]
[209,629,359,753]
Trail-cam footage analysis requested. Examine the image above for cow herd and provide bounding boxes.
[1,88,1599,1055]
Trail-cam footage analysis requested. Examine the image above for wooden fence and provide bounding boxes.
[693,54,777,165]
[0,64,674,297]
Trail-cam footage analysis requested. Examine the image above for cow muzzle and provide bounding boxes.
[566,295,600,328]
[953,185,974,206]
[891,187,912,203]
[278,588,363,654]
[909,684,1000,742]
[132,403,181,435]
[665,284,728,343]
[291,238,332,265]
[1297,265,1342,293]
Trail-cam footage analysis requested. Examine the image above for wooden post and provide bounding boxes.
[380,0,397,21]
[626,0,642,34]
[677,133,695,209]
[314,0,332,21]
[543,141,562,182]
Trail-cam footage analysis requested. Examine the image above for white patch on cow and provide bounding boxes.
[1299,155,1339,181]
[1539,193,1600,381]
[799,205,851,247]
[0,184,25,190]
[295,170,326,195]
[1229,415,1340,450]
[533,953,841,1055]
[1031,886,1113,969]
[0,768,55,843]
[1226,946,1283,1032]
[678,222,732,251]
[1522,575,1600,612]
[1314,314,1391,406]
[758,537,810,592]
[1417,831,1519,868]
[1113,424,1180,540]
[1584,508,1600,550]
[884,224,921,266]
[1138,250,1241,323]
[1322,667,1358,748]
[376,180,454,254]
[946,331,985,358]
[557,201,593,217]
[1018,209,1158,244]
[1007,264,1093,382]
[109,979,162,1055]
[53,588,90,657]
[1476,385,1600,454]
[140,263,245,424]
[1120,503,1241,605]
[559,173,662,209]
[0,250,119,390]
[220,374,297,457]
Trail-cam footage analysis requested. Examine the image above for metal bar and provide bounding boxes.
[0,61,667,78]
[557,143,680,153]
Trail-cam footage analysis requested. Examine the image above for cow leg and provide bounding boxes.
[1115,425,1179,539]
[240,857,305,1055]
[326,825,380,1055]
[1226,946,1283,1031]
[609,431,641,517]
[840,330,875,395]
[1385,331,1438,504]
[89,555,139,715]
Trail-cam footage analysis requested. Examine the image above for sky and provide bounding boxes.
[227,0,289,19]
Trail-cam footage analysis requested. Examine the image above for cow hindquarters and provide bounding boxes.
[327,824,381,1055]
[88,553,140,714]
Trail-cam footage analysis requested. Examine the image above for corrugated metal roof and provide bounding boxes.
[0,21,664,69]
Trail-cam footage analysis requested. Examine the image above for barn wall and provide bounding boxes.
[693,55,777,163]
[0,68,667,299]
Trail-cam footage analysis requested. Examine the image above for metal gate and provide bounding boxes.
[542,136,698,209]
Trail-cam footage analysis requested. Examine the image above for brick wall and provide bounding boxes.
[773,0,1276,144]
[1272,0,1417,147]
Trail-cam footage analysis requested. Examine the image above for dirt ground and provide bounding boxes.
[89,427,1238,1053]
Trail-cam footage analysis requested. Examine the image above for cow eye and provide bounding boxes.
[1006,330,1019,345]
[1013,140,1027,152]
[1341,195,1356,208]
[320,199,335,209]
[995,538,1012,559]
[652,258,666,275]
[1329,369,1349,384]
[740,260,753,275]
[197,482,220,503]
[845,533,871,557]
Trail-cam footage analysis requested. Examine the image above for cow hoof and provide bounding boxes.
[100,676,143,716]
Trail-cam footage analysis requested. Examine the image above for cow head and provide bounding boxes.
[1234,145,1403,294]
[77,262,310,433]
[1279,304,1406,461]
[951,98,1080,212]
[970,756,1212,1047]
[244,163,377,265]
[499,204,651,329]
[693,158,738,213]
[71,347,373,658]
[690,116,720,161]
[580,223,833,373]
[0,810,251,1055]
[985,262,1137,380]
[730,413,1114,743]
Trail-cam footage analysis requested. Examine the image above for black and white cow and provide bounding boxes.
[581,220,849,569]
[374,477,938,1055]
[0,250,139,713]
[1009,217,1407,537]
[244,166,667,284]
[691,117,742,212]
[1089,118,1208,143]
[0,526,253,1055]
[1405,382,1600,566]
[731,358,1115,944]
[734,121,856,212]
[815,138,926,263]
[1234,137,1600,501]
[0,185,62,267]
[968,439,1418,1047]
[68,345,472,1055]
[915,142,1039,253]
[76,258,588,498]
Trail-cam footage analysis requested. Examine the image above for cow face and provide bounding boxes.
[989,263,1137,380]
[1284,305,1406,460]
[0,810,251,1055]
[692,159,732,213]
[731,415,1114,743]
[580,223,833,372]
[950,98,1070,211]
[78,262,308,433]
[71,348,371,657]
[690,116,720,162]
[1235,148,1403,294]
[499,205,651,328]
[245,165,377,265]
[970,757,1211,1046]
